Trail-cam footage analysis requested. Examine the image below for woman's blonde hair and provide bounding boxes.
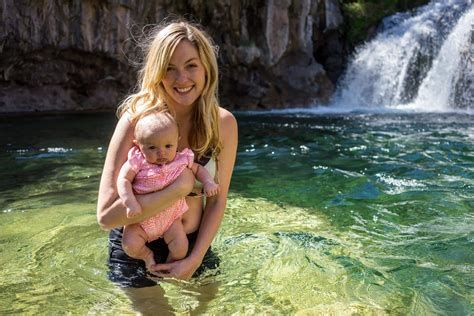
[118,20,221,159]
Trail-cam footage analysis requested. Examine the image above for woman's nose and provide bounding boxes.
[175,69,187,83]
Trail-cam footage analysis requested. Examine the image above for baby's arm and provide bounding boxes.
[190,163,219,197]
[117,161,142,218]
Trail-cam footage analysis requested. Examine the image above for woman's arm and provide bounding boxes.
[151,108,238,279]
[96,114,195,230]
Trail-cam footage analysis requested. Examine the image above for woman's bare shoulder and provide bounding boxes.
[218,107,237,135]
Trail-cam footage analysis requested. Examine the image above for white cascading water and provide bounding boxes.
[412,4,474,110]
[333,0,473,111]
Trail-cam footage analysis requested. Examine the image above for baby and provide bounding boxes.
[117,110,219,269]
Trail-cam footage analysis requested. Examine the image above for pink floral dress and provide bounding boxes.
[128,146,194,242]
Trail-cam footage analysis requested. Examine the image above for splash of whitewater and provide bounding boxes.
[333,0,473,112]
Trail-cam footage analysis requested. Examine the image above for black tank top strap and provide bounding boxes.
[194,148,214,166]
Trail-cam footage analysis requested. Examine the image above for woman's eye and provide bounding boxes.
[149,146,156,150]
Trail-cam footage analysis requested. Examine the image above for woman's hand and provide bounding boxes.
[149,256,201,280]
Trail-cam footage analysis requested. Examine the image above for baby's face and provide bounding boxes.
[136,124,179,165]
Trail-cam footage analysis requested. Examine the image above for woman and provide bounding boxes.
[96,20,238,291]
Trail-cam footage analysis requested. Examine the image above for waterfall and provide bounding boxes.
[333,0,473,111]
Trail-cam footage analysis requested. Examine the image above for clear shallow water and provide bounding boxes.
[0,112,473,314]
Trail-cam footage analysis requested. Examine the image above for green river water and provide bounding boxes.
[0,112,473,314]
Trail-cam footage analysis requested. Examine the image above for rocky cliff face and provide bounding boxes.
[0,0,345,113]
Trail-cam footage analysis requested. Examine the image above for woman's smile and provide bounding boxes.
[175,86,193,93]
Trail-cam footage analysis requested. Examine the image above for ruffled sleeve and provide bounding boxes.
[179,148,195,168]
[127,146,144,172]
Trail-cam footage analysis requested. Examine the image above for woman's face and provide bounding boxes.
[162,39,206,110]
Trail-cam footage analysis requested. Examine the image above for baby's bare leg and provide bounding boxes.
[182,198,203,234]
[122,224,155,270]
[163,219,188,263]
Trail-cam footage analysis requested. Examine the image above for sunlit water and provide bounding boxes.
[0,112,473,314]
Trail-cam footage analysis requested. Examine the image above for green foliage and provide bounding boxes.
[339,0,429,48]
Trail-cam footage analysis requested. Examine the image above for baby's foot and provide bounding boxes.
[165,253,176,263]
[143,253,156,271]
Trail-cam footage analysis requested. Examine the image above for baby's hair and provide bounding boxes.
[134,110,179,143]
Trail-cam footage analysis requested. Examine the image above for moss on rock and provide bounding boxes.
[340,0,430,48]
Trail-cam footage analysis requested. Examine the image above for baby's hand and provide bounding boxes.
[125,200,142,218]
[203,180,219,197]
